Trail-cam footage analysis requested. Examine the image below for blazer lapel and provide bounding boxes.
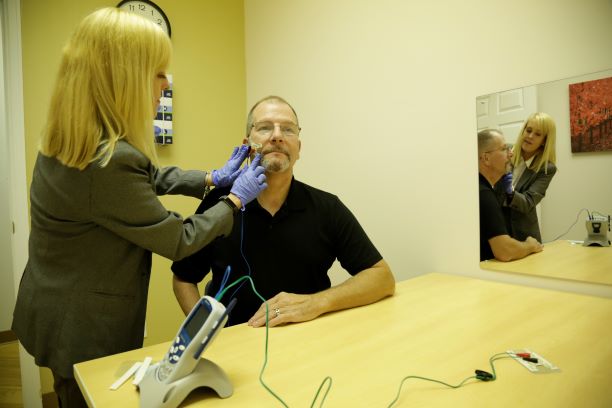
[516,167,536,192]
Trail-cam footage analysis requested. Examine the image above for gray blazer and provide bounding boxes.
[502,162,557,242]
[12,141,234,377]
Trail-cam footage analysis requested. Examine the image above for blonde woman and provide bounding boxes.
[497,112,557,242]
[12,8,266,406]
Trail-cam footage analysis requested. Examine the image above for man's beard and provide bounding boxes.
[261,149,291,173]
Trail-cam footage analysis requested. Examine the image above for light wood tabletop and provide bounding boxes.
[75,273,612,407]
[480,240,612,285]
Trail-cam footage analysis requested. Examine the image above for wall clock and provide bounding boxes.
[117,0,171,38]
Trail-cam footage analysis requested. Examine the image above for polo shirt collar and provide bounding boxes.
[478,173,494,189]
[246,176,307,213]
[283,177,307,211]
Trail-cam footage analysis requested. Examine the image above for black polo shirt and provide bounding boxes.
[479,173,509,261]
[172,178,382,326]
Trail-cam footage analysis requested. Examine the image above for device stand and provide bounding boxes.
[583,239,611,247]
[582,219,611,247]
[138,359,233,408]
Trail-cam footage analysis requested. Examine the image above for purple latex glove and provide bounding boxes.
[230,154,267,207]
[501,172,513,195]
[212,145,250,187]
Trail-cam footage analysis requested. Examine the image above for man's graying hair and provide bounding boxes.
[246,95,300,136]
[478,129,502,155]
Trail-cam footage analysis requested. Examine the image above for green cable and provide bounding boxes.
[488,352,513,380]
[216,276,333,408]
[217,276,289,407]
[387,352,513,407]
[310,376,333,408]
[386,375,478,407]
[219,277,512,408]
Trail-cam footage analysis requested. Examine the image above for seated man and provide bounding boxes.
[172,96,395,327]
[478,129,543,261]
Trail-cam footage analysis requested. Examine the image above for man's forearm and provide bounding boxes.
[490,235,542,262]
[247,260,395,327]
[172,276,202,315]
[313,259,395,315]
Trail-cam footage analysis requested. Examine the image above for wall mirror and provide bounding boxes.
[477,68,612,278]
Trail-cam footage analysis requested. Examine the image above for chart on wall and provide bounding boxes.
[154,74,173,145]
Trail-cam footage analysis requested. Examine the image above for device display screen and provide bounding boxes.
[183,300,211,341]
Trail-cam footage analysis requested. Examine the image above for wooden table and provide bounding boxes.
[75,273,612,407]
[480,240,612,285]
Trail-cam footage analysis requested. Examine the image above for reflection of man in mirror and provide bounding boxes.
[478,129,544,261]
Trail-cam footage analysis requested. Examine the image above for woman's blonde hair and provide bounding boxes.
[511,112,557,174]
[40,7,172,169]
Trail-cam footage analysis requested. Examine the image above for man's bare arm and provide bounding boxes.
[489,235,543,262]
[248,259,395,327]
[172,275,202,315]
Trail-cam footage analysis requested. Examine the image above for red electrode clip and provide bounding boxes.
[515,352,531,358]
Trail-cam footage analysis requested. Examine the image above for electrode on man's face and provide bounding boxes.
[246,142,263,166]
[249,142,262,154]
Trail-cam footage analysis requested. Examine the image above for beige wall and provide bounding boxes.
[20,0,245,393]
[244,0,612,289]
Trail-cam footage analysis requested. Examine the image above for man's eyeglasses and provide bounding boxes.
[251,121,301,137]
[484,143,512,154]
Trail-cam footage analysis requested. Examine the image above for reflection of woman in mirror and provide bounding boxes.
[497,112,557,242]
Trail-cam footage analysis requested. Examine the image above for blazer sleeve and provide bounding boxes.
[152,165,207,199]
[509,163,557,214]
[171,189,228,283]
[89,143,233,261]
